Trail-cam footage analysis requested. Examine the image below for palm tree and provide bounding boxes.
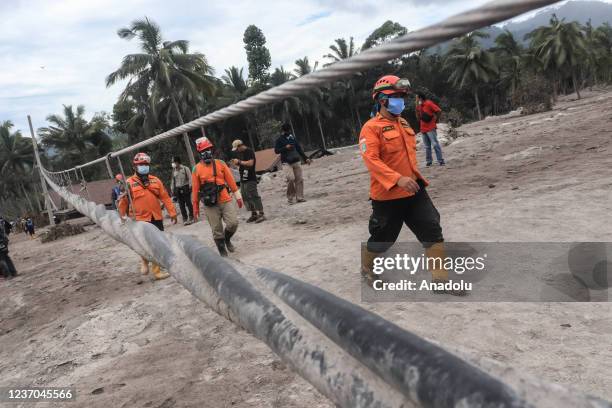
[494,30,523,96]
[38,105,112,171]
[294,57,329,149]
[0,121,37,212]
[444,31,499,120]
[222,66,248,96]
[591,22,612,84]
[526,15,587,99]
[323,38,362,130]
[323,37,357,65]
[106,17,215,165]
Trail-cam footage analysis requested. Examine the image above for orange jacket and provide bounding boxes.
[191,160,238,217]
[118,174,177,221]
[359,113,428,201]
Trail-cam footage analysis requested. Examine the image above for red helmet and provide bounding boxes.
[372,75,411,100]
[196,136,213,152]
[133,152,151,165]
[115,173,124,181]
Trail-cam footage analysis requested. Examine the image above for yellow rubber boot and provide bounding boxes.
[425,243,466,296]
[425,243,449,282]
[361,246,380,287]
[151,263,169,280]
[140,257,150,275]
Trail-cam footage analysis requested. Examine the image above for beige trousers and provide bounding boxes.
[283,162,304,201]
[204,200,239,240]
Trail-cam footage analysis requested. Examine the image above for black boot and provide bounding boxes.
[224,229,236,253]
[215,239,228,257]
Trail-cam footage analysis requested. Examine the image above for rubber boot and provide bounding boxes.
[224,229,236,253]
[215,239,228,257]
[425,243,466,297]
[151,263,169,280]
[140,257,150,275]
[361,246,380,287]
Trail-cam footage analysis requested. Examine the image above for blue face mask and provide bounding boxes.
[387,98,405,115]
[136,165,150,175]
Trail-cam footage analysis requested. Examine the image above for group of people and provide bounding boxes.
[111,122,312,279]
[107,73,458,295]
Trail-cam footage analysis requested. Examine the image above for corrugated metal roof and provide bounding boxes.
[255,148,281,173]
[50,179,116,209]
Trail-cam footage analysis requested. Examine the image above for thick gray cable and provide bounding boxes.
[60,0,560,171]
[40,167,612,408]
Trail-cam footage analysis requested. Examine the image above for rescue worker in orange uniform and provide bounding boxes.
[118,152,177,280]
[359,75,464,296]
[191,137,243,257]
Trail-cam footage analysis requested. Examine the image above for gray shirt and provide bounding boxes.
[171,164,192,192]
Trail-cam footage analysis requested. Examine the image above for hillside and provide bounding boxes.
[431,0,612,51]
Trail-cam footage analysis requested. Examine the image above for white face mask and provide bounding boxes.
[172,163,177,168]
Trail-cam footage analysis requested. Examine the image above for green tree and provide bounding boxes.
[294,57,329,149]
[444,31,499,120]
[323,37,357,64]
[362,21,407,50]
[526,15,587,99]
[38,105,112,172]
[493,30,523,96]
[243,25,271,85]
[222,66,249,96]
[0,120,37,213]
[106,17,215,164]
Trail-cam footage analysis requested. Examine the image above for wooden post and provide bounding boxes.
[27,115,54,226]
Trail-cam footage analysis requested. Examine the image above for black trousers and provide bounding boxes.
[149,219,164,231]
[176,187,194,221]
[0,252,17,278]
[367,184,443,254]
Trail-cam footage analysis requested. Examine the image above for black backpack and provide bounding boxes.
[199,160,223,207]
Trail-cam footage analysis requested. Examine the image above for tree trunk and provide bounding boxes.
[195,106,207,137]
[316,113,327,150]
[572,70,581,99]
[170,93,196,167]
[474,88,482,121]
[19,182,35,213]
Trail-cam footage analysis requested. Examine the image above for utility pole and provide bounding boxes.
[27,115,54,226]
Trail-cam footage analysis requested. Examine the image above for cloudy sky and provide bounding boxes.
[0,0,604,134]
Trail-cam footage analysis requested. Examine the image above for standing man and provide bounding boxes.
[359,75,463,296]
[192,137,243,257]
[231,139,265,223]
[111,174,125,209]
[118,152,177,281]
[274,123,311,204]
[416,91,445,166]
[0,219,18,279]
[170,156,194,225]
[25,217,35,239]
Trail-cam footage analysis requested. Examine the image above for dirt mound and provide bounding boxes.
[40,223,86,243]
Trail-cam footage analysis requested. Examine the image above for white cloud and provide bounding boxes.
[0,0,607,135]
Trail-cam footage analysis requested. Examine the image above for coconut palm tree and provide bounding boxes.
[0,121,37,212]
[526,14,587,99]
[222,66,249,97]
[106,17,215,164]
[294,57,330,149]
[323,38,363,131]
[38,105,112,171]
[444,31,499,120]
[494,30,523,96]
[323,37,357,65]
